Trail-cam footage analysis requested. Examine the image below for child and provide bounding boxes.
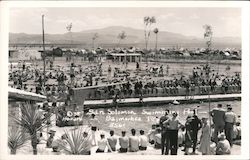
[178,126,185,147]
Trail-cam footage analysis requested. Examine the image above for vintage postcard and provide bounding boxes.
[0,1,249,160]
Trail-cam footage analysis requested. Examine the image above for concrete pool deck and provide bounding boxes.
[83,93,241,108]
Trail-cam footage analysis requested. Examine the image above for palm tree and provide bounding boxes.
[143,16,156,64]
[203,24,213,51]
[143,16,156,50]
[59,128,91,155]
[66,23,74,62]
[117,31,127,48]
[92,33,99,49]
[153,28,159,53]
[8,127,29,154]
[11,102,51,155]
[117,31,127,67]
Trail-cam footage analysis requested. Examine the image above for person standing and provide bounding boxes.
[163,112,183,155]
[46,130,56,148]
[159,109,170,155]
[119,131,129,153]
[184,116,193,155]
[108,65,112,78]
[224,104,237,147]
[166,65,170,75]
[136,62,140,70]
[209,104,226,143]
[88,114,100,146]
[129,129,140,152]
[190,109,202,154]
[198,117,211,155]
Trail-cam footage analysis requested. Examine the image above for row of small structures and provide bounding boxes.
[9,46,241,61]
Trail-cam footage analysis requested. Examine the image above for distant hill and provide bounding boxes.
[9,26,241,49]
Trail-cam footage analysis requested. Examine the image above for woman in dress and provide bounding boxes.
[184,116,193,155]
[198,117,211,155]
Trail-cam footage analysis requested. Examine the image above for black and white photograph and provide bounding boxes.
[0,1,249,160]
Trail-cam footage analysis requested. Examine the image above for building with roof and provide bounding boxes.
[8,87,47,126]
[107,53,142,63]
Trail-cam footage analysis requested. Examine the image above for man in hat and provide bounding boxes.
[216,133,231,155]
[159,109,170,155]
[224,104,237,147]
[209,103,226,143]
[163,111,183,155]
[46,130,56,148]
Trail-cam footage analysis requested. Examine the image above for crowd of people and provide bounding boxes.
[39,102,241,156]
[9,59,241,102]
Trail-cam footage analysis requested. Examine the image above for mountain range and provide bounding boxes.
[9,26,241,49]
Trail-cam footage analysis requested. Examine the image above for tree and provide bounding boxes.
[203,24,213,51]
[153,28,159,52]
[8,127,29,154]
[203,24,213,68]
[117,31,128,67]
[143,16,156,64]
[117,31,127,48]
[66,23,73,45]
[92,33,99,49]
[11,102,51,155]
[143,16,156,50]
[59,128,91,154]
[66,23,73,62]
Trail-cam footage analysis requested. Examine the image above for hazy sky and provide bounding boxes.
[9,7,241,38]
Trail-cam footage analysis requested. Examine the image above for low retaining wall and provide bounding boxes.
[72,85,241,105]
[83,94,241,108]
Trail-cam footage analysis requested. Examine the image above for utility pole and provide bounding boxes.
[203,24,213,134]
[42,15,46,88]
[42,15,49,140]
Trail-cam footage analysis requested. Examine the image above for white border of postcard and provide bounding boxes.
[0,1,249,160]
